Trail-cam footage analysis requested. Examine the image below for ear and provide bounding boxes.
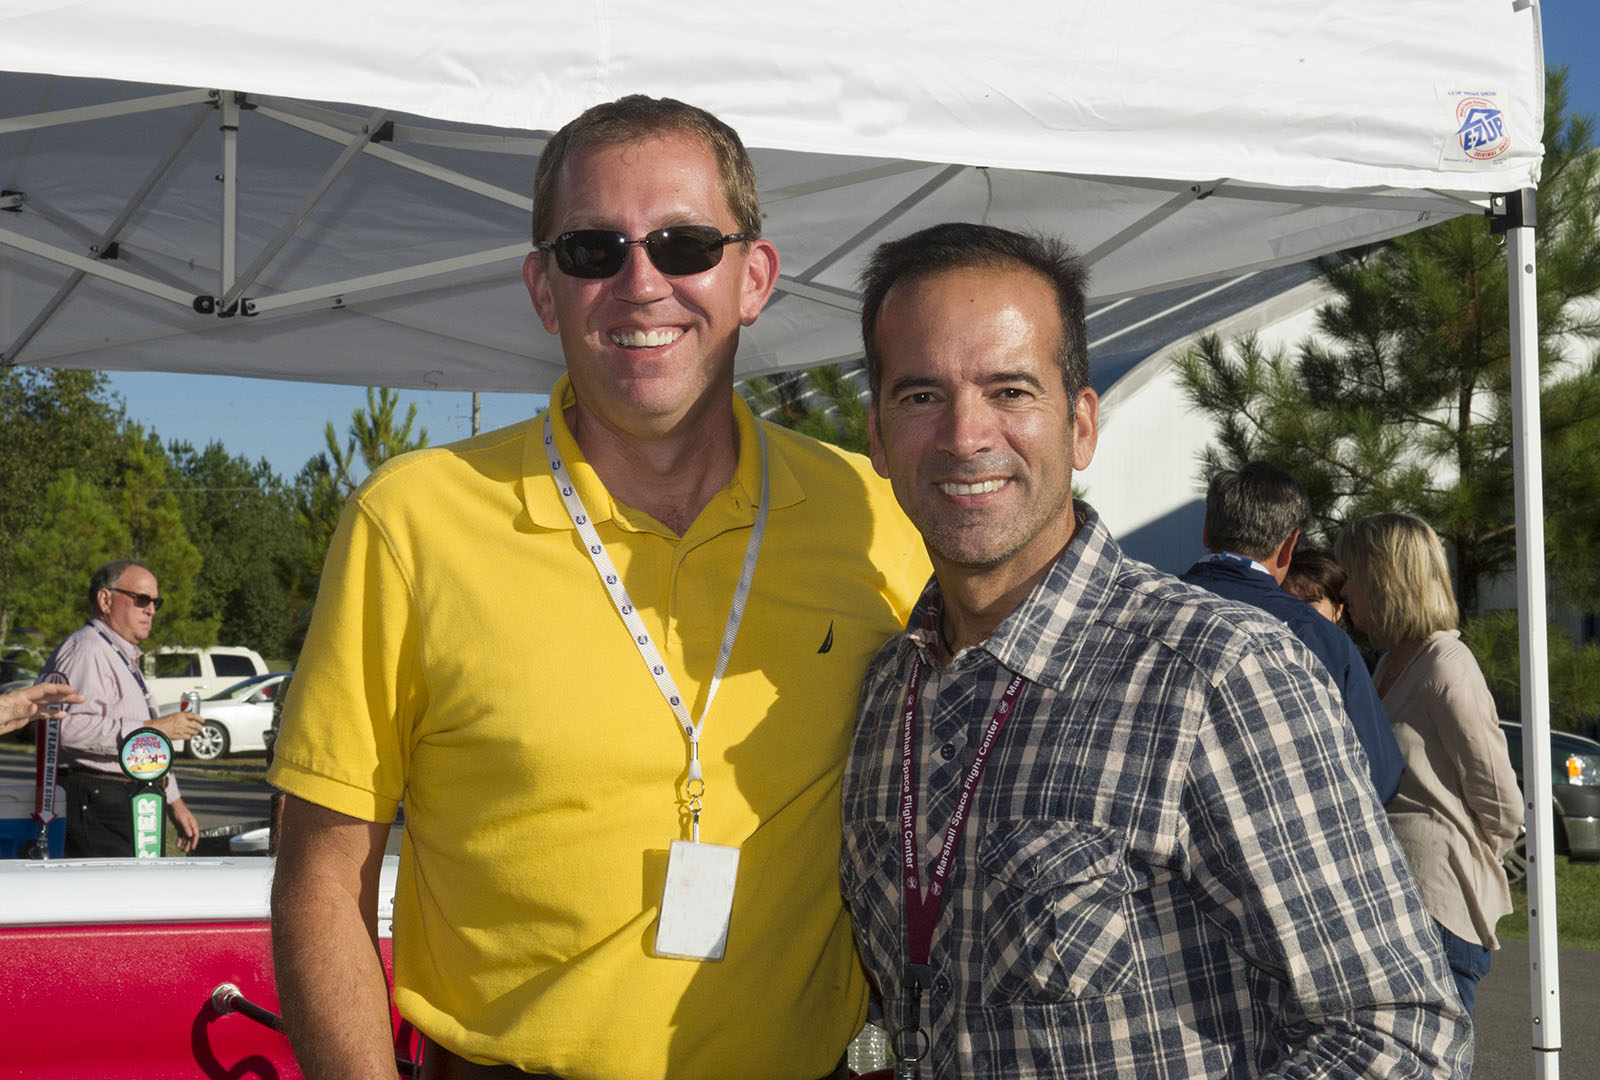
[737,238,781,326]
[1070,388,1099,471]
[867,404,890,479]
[523,251,560,334]
[1273,529,1300,571]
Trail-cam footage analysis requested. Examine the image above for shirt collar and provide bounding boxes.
[902,501,1124,691]
[1200,550,1276,578]
[89,617,140,659]
[519,374,803,532]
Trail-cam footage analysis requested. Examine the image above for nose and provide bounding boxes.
[938,391,997,458]
[611,242,672,304]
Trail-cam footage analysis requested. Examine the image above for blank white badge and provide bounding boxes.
[655,840,740,961]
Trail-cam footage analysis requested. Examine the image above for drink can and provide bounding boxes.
[181,691,202,716]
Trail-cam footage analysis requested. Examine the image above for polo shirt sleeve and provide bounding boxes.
[1181,641,1472,1077]
[268,497,423,822]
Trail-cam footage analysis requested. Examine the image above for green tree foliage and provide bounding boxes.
[170,442,306,660]
[9,471,131,647]
[0,368,123,645]
[1464,612,1600,733]
[294,387,430,613]
[3,374,439,667]
[741,365,871,455]
[113,428,212,647]
[1176,68,1600,617]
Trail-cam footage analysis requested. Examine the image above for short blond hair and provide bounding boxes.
[531,95,761,245]
[1335,513,1458,647]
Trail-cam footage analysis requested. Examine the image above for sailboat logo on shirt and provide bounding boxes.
[817,621,835,654]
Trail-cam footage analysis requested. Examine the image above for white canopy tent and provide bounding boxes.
[0,0,1563,1072]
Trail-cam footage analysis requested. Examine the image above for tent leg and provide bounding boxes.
[1500,189,1560,1080]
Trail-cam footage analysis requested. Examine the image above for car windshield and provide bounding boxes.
[207,675,278,701]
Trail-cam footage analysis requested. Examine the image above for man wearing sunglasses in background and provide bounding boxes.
[42,559,202,856]
[269,96,927,1080]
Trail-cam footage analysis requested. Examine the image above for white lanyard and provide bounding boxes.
[543,412,768,839]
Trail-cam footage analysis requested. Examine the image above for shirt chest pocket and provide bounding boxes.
[840,818,904,993]
[976,819,1136,1002]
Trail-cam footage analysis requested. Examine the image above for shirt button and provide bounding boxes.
[939,743,957,761]
[934,973,952,996]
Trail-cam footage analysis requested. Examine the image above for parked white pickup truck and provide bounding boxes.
[141,645,269,708]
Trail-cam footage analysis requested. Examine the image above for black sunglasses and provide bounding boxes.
[107,587,164,611]
[535,226,752,279]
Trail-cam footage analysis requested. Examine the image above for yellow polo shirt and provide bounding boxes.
[270,378,928,1080]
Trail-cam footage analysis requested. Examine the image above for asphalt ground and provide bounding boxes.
[1474,937,1600,1079]
[0,741,272,833]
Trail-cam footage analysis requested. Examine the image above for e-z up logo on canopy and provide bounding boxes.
[1437,88,1512,168]
[1456,98,1509,160]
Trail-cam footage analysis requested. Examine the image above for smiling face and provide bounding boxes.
[868,264,1097,583]
[522,132,778,443]
[98,564,160,644]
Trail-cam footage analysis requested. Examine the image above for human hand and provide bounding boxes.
[0,682,85,737]
[152,711,204,742]
[170,798,200,854]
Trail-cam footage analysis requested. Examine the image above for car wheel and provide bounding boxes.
[187,720,229,761]
[1503,828,1528,890]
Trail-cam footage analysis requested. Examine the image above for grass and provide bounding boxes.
[1499,857,1600,950]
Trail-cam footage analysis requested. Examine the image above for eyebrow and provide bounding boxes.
[886,370,1050,397]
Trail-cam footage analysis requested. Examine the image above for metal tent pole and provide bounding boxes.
[1496,187,1560,1080]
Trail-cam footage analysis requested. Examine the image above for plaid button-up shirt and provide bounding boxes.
[841,505,1471,1078]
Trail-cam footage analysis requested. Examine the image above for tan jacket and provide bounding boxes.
[1377,630,1522,949]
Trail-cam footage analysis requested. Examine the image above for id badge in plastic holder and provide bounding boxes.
[654,840,740,961]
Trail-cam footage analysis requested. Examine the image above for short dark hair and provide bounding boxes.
[89,560,152,616]
[1282,546,1346,610]
[1202,462,1310,561]
[530,95,762,244]
[858,223,1090,408]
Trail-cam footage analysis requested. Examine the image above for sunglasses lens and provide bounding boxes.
[552,231,628,278]
[646,226,727,275]
[544,227,735,279]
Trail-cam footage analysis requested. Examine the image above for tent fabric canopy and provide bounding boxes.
[0,0,1544,392]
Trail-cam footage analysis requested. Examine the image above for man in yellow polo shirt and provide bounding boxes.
[268,95,928,1080]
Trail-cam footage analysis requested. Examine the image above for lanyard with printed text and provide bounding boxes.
[893,648,1025,1077]
[543,412,767,839]
[92,624,158,720]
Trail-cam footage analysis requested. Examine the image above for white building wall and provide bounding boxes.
[1085,281,1329,574]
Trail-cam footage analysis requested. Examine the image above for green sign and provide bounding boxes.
[130,789,165,858]
[119,727,174,859]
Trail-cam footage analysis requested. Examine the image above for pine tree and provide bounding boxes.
[1176,67,1600,617]
[740,364,871,455]
[293,387,431,620]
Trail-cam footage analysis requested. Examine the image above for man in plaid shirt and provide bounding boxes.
[840,222,1471,1078]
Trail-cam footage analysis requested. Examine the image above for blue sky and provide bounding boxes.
[107,5,1600,484]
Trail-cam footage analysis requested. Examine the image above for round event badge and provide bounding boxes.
[119,727,174,858]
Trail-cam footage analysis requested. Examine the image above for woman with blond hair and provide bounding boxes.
[1336,512,1521,1015]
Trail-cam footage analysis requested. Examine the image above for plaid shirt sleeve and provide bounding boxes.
[1181,638,1472,1077]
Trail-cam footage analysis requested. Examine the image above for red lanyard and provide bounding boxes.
[899,652,1025,968]
[892,650,1025,1076]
